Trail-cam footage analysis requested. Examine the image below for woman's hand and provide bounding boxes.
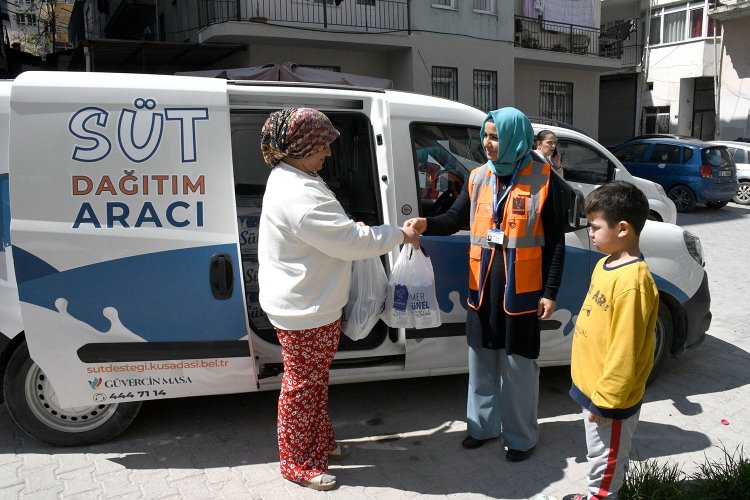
[404,217,427,235]
[537,298,556,319]
[401,225,420,249]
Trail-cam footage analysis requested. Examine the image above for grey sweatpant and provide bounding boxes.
[582,408,640,499]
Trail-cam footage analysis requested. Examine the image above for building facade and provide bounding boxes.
[66,0,646,139]
[598,0,722,145]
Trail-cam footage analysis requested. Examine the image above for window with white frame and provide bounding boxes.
[432,66,458,101]
[14,13,37,26]
[432,0,456,9]
[473,0,495,14]
[648,1,718,46]
[539,81,573,124]
[473,70,497,112]
[643,106,671,134]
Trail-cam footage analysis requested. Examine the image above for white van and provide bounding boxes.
[530,124,677,224]
[0,72,710,446]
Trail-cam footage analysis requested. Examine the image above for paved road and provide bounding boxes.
[1,204,749,500]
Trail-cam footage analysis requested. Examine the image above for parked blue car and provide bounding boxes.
[611,137,739,212]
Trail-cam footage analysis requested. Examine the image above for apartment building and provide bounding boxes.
[598,0,722,145]
[66,0,645,138]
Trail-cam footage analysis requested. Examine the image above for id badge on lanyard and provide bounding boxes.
[487,170,516,246]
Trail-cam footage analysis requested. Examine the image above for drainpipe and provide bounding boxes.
[713,16,723,139]
[639,0,654,135]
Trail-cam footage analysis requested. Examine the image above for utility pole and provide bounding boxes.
[49,0,56,54]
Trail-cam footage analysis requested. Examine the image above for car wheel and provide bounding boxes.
[733,181,750,205]
[667,186,697,213]
[2,341,142,446]
[705,200,729,209]
[647,303,673,386]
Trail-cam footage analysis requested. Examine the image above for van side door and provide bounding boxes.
[8,72,257,408]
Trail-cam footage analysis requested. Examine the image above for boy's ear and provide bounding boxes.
[618,220,632,236]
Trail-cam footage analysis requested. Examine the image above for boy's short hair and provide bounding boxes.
[584,181,650,235]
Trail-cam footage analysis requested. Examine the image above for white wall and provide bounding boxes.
[717,17,750,140]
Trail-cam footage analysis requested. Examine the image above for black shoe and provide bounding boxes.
[506,445,536,462]
[461,435,493,449]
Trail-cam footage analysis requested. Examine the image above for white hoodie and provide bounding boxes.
[258,162,403,330]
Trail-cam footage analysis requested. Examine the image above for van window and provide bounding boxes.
[556,139,614,184]
[736,149,747,164]
[410,123,484,218]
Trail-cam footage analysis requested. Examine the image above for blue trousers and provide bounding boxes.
[466,345,540,450]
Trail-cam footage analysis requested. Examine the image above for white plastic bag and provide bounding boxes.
[382,244,442,329]
[342,256,388,341]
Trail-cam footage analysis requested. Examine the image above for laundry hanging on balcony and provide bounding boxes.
[537,0,600,31]
[175,62,393,89]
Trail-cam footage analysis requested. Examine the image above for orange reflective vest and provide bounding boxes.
[467,160,551,315]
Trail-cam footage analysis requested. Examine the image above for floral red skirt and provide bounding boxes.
[276,319,340,482]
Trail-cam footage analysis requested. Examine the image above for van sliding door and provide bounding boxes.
[8,72,257,408]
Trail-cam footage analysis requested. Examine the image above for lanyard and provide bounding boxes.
[492,166,520,225]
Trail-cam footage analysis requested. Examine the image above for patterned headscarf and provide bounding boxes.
[480,107,534,176]
[260,108,340,167]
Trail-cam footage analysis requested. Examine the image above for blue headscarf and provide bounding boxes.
[479,107,534,176]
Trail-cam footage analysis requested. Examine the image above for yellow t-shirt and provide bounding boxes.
[570,256,658,418]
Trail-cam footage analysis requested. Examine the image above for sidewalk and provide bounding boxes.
[0,204,748,499]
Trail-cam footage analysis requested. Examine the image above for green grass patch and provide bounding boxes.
[621,446,750,500]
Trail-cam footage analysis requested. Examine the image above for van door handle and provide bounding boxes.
[209,253,234,300]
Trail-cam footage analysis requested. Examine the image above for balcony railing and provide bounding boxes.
[199,0,411,33]
[515,16,643,66]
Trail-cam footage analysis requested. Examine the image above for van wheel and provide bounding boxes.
[647,304,673,385]
[667,186,696,212]
[3,341,141,446]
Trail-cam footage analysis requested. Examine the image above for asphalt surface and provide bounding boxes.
[1,203,749,499]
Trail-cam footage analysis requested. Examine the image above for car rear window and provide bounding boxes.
[684,148,693,163]
[702,147,732,167]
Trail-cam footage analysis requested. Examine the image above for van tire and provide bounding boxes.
[647,303,673,385]
[3,341,141,446]
[667,186,696,213]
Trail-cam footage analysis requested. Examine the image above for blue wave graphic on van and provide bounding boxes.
[420,235,688,337]
[14,244,246,342]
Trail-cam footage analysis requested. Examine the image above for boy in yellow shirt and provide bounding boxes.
[564,181,659,500]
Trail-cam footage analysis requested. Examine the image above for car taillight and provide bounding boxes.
[699,165,713,178]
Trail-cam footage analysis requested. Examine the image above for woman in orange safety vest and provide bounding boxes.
[405,107,567,462]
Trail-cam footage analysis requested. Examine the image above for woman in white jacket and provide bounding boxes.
[258,108,419,491]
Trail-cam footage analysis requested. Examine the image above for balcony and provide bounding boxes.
[514,16,643,66]
[198,0,411,33]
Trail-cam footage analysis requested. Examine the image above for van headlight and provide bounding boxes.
[654,182,667,196]
[683,230,704,267]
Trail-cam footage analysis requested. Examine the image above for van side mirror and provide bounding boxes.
[568,189,587,232]
[558,179,587,233]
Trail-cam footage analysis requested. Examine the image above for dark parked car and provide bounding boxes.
[611,137,739,212]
